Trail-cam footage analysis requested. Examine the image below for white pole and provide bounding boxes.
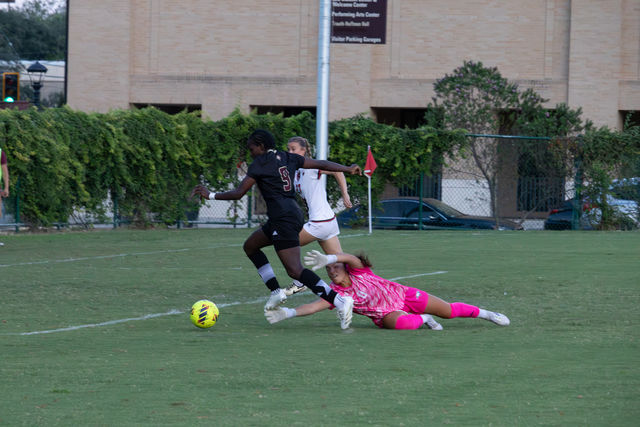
[367,145,373,234]
[316,0,331,162]
[368,176,373,234]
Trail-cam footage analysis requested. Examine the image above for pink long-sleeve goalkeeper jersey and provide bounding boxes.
[329,265,409,327]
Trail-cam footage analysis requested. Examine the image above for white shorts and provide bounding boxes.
[303,217,340,241]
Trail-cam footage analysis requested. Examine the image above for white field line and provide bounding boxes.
[390,271,448,281]
[0,244,242,268]
[7,269,448,337]
[0,233,369,269]
[8,298,266,336]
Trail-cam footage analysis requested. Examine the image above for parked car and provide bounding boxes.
[337,197,523,230]
[543,199,588,230]
[544,195,639,230]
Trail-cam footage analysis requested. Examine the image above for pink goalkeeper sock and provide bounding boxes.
[395,314,425,329]
[450,302,479,318]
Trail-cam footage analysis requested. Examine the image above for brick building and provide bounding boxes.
[66,1,640,225]
[67,0,639,129]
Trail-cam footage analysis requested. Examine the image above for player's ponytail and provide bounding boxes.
[355,251,372,268]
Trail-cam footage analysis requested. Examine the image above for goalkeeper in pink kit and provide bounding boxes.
[265,250,510,330]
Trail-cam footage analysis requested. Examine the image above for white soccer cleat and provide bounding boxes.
[423,314,443,331]
[487,311,510,326]
[336,296,354,330]
[264,288,287,311]
[284,282,308,296]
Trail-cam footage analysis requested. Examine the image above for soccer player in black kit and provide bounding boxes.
[191,129,362,329]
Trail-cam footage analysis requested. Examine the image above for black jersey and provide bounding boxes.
[247,149,306,220]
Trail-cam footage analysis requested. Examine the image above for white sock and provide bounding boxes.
[257,264,276,283]
[292,279,304,288]
[477,309,490,320]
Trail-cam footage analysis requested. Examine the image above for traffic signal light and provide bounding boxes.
[2,72,20,102]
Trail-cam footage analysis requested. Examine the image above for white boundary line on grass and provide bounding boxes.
[8,298,266,336]
[391,271,448,281]
[0,233,369,268]
[6,269,448,336]
[0,244,243,268]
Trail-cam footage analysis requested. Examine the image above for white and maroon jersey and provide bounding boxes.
[294,168,335,221]
[329,265,409,327]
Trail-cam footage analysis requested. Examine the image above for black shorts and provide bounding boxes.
[261,215,303,251]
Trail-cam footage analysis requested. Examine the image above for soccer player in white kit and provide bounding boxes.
[284,136,353,296]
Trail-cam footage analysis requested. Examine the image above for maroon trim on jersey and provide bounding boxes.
[0,150,6,164]
[310,215,336,223]
[317,170,322,179]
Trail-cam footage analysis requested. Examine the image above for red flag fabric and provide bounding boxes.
[364,147,377,178]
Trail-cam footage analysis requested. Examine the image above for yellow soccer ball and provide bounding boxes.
[190,300,219,328]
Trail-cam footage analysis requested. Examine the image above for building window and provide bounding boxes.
[373,108,429,129]
[132,103,201,115]
[252,106,316,118]
[620,110,639,128]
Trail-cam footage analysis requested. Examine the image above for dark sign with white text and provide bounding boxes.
[331,0,387,44]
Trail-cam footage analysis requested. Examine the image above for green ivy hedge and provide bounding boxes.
[0,107,465,227]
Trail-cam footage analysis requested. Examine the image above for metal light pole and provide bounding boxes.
[315,0,331,162]
[27,61,48,109]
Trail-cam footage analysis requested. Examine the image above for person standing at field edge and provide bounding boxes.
[0,147,9,246]
[191,129,362,329]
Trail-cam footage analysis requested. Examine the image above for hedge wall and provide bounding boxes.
[0,107,465,227]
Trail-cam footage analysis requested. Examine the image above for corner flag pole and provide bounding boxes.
[367,168,373,234]
[364,146,377,235]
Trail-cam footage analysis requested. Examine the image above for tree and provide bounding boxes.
[0,0,66,62]
[427,60,587,218]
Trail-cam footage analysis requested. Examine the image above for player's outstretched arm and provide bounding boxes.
[190,176,256,201]
[303,158,362,176]
[333,172,352,208]
[264,299,331,324]
[317,171,352,208]
[304,250,364,270]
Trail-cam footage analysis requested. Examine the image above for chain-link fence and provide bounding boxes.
[386,135,563,230]
[382,134,639,230]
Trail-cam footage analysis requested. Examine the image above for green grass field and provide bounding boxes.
[1,228,638,426]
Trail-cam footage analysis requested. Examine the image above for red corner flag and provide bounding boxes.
[364,146,377,178]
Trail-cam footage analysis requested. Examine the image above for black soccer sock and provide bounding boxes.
[248,251,280,292]
[299,268,338,304]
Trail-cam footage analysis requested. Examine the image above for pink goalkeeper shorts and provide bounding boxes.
[401,287,429,314]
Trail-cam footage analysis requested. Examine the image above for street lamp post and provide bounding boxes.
[26,61,48,109]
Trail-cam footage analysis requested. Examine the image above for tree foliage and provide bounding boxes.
[0,0,66,61]
[0,106,463,228]
[428,60,589,217]
[428,60,638,228]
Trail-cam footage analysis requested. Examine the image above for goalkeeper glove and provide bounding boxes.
[264,307,296,324]
[303,250,338,271]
